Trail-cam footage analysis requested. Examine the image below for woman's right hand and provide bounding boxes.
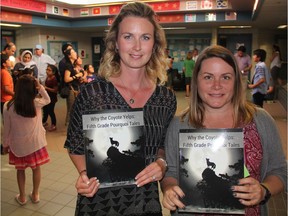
[75,173,100,197]
[162,185,185,211]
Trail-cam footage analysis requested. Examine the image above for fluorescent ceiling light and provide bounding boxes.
[56,0,132,5]
[277,25,287,29]
[0,23,22,27]
[56,0,165,5]
[219,26,251,29]
[253,0,259,12]
[104,27,186,32]
[162,27,186,30]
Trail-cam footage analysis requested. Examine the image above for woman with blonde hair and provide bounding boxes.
[64,2,176,215]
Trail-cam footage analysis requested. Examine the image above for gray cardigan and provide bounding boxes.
[164,108,287,216]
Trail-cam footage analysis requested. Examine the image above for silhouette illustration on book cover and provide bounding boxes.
[180,155,244,213]
[85,132,145,188]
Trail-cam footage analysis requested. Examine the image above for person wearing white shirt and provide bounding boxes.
[32,44,56,84]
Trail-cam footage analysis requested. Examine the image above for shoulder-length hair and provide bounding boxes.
[7,74,38,117]
[98,2,167,85]
[181,45,256,128]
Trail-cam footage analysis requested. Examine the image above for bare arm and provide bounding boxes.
[3,85,14,96]
[64,69,84,83]
[68,151,100,197]
[248,77,265,89]
[243,64,252,73]
[68,153,86,173]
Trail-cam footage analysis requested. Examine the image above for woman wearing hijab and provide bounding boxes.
[13,50,38,79]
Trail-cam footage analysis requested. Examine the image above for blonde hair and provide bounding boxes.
[181,45,256,128]
[98,2,167,85]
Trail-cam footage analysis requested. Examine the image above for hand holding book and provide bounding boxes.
[231,177,269,206]
[75,172,99,197]
[135,158,166,187]
[161,180,185,211]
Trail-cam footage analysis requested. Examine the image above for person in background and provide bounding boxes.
[182,51,195,97]
[1,54,15,155]
[42,64,59,132]
[63,49,85,126]
[84,64,97,83]
[248,49,270,108]
[58,43,73,83]
[13,50,38,80]
[270,44,281,71]
[1,54,14,114]
[1,42,17,68]
[64,2,176,215]
[161,45,287,216]
[3,75,51,205]
[269,44,282,99]
[73,56,87,84]
[234,46,252,92]
[191,48,199,62]
[32,44,56,84]
[165,48,174,91]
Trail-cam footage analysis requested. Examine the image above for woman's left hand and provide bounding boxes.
[232,177,265,206]
[135,159,166,187]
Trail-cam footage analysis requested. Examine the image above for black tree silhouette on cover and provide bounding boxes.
[180,154,244,210]
[195,158,244,209]
[102,135,145,182]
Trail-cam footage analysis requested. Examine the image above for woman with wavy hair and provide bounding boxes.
[64,2,176,215]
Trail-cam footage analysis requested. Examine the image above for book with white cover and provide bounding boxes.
[82,109,145,188]
[178,128,245,214]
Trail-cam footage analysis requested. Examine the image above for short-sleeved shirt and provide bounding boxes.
[270,51,281,69]
[252,61,269,95]
[45,76,58,103]
[234,54,251,75]
[183,59,195,78]
[1,68,14,103]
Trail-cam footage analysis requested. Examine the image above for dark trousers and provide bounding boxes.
[253,92,265,107]
[43,102,57,125]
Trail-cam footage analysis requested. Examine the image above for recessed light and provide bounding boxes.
[0,23,22,27]
[277,25,287,29]
[219,26,251,29]
[162,27,187,30]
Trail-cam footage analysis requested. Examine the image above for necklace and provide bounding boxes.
[119,78,141,104]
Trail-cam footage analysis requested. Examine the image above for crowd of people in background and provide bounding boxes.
[1,41,285,121]
[1,41,100,131]
[0,2,286,214]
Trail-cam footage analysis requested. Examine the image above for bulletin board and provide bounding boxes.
[166,34,211,73]
[47,41,78,64]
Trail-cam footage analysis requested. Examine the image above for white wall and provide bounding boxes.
[15,27,103,66]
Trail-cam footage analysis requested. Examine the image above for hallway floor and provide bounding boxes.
[1,90,287,216]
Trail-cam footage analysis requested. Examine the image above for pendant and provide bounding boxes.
[129,98,134,104]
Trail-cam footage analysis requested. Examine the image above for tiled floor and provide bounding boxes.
[1,90,287,216]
